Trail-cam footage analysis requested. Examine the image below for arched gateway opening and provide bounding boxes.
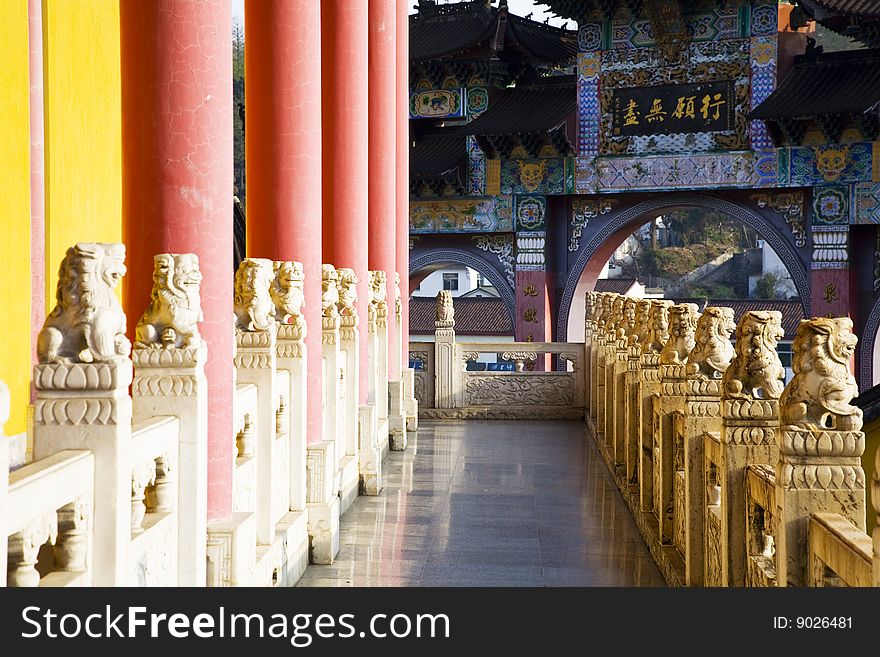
[558,193,812,342]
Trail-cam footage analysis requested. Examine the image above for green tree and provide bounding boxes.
[755,272,784,300]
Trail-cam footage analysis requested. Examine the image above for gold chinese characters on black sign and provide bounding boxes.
[610,80,734,137]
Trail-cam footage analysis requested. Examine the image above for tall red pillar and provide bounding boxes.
[368,0,397,378]
[121,0,234,521]
[322,0,370,402]
[395,0,410,365]
[245,0,323,445]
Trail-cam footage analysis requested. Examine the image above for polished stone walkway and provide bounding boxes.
[297,420,665,587]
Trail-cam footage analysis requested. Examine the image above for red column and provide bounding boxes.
[28,0,44,373]
[121,0,234,521]
[368,0,397,378]
[322,0,370,403]
[246,0,323,445]
[395,0,410,365]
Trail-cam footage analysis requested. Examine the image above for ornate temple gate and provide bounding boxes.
[407,0,880,387]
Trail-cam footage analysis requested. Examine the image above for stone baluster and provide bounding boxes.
[592,293,611,439]
[602,295,625,458]
[7,513,57,587]
[639,299,671,513]
[776,317,867,586]
[336,268,361,513]
[131,251,208,585]
[54,497,90,573]
[33,242,132,586]
[271,261,309,514]
[307,265,342,565]
[233,258,279,547]
[656,303,700,543]
[583,292,596,422]
[874,440,879,587]
[358,275,383,496]
[612,298,637,468]
[131,460,157,534]
[682,306,735,586]
[434,290,457,408]
[625,300,650,485]
[396,274,419,433]
[719,310,785,586]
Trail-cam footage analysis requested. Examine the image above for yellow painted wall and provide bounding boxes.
[42,0,122,307]
[0,1,32,436]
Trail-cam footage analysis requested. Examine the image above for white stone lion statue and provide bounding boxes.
[780,317,862,431]
[135,253,203,349]
[686,306,736,379]
[336,267,358,316]
[642,300,672,354]
[722,310,786,400]
[660,303,699,364]
[270,260,305,325]
[436,290,454,323]
[322,264,340,318]
[233,258,275,332]
[38,242,131,363]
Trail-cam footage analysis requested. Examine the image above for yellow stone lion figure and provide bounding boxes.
[135,253,203,349]
[780,317,862,431]
[321,264,340,318]
[722,310,786,400]
[38,242,131,363]
[660,303,699,365]
[687,306,736,379]
[233,258,275,332]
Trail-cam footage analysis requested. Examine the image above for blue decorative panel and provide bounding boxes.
[789,143,874,186]
[750,36,776,150]
[609,6,741,50]
[409,196,513,233]
[515,195,547,232]
[855,183,880,224]
[577,52,601,156]
[501,158,567,195]
[578,22,602,51]
[812,185,850,225]
[467,135,486,195]
[466,87,488,116]
[750,2,777,36]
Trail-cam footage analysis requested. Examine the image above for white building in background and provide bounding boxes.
[412,265,498,298]
[748,239,797,298]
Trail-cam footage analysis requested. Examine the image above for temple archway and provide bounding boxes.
[409,247,517,328]
[558,192,812,342]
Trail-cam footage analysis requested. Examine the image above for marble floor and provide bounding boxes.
[296,420,666,587]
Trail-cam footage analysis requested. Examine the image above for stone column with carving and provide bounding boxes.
[308,264,341,564]
[719,310,785,586]
[612,298,636,468]
[681,306,735,586]
[776,317,867,586]
[385,274,407,452]
[396,273,419,432]
[32,243,132,586]
[603,295,625,457]
[874,439,880,587]
[270,260,311,582]
[381,274,407,451]
[372,272,393,450]
[583,292,596,423]
[625,300,649,485]
[656,303,699,543]
[639,299,671,513]
[233,258,280,547]
[434,290,457,409]
[271,261,308,514]
[358,273,382,495]
[336,268,361,513]
[589,293,609,433]
[131,252,207,586]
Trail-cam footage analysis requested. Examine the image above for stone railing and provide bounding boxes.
[2,244,417,587]
[583,290,880,587]
[412,292,583,420]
